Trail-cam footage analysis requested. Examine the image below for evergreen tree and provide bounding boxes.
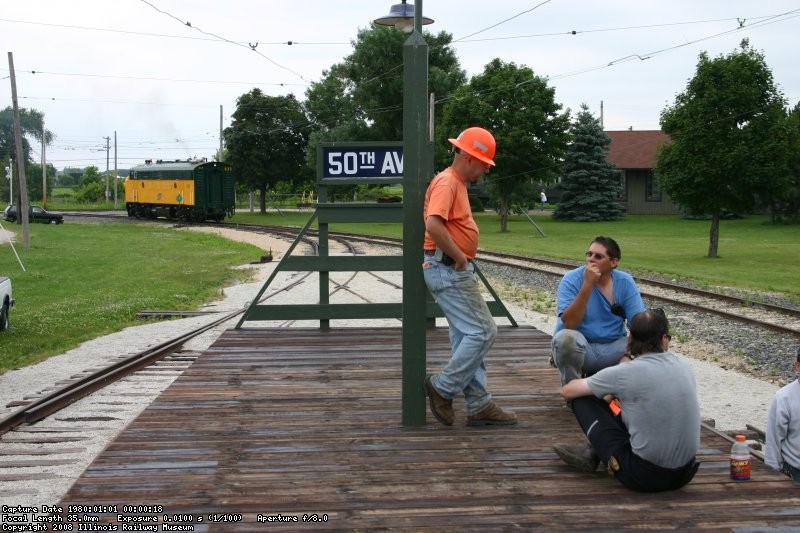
[553,104,623,221]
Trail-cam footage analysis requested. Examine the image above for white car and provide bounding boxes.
[0,276,13,331]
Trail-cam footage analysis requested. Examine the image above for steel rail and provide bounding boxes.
[0,308,243,436]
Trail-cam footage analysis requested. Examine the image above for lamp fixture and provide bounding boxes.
[373,0,433,32]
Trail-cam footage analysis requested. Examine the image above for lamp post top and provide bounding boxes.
[374,1,433,32]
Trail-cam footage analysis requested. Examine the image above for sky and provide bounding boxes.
[2,0,799,174]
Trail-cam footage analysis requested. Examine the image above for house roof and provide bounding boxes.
[606,130,671,169]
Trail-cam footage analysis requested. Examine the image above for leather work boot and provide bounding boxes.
[466,402,518,426]
[424,375,454,426]
[553,442,601,472]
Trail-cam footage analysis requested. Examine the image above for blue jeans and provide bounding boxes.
[423,259,497,415]
[551,329,628,385]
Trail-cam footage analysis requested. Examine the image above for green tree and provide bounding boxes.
[75,181,105,203]
[79,166,102,188]
[657,40,792,257]
[0,107,54,205]
[765,102,800,223]
[440,59,570,231]
[0,107,54,165]
[24,162,57,202]
[303,24,466,198]
[307,26,464,142]
[224,90,309,212]
[553,104,624,222]
[73,166,104,203]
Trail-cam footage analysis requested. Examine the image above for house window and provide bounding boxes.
[645,171,662,202]
[617,170,627,201]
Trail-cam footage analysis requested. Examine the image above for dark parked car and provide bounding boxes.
[3,205,64,224]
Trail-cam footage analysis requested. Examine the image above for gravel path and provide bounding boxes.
[0,226,791,506]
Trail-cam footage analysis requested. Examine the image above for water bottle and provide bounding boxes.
[730,434,751,481]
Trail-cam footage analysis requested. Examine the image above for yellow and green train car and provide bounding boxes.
[124,159,235,222]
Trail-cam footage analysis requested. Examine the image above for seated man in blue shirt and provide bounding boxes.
[551,236,645,385]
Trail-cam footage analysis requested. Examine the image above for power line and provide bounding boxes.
[0,16,349,46]
[138,0,310,83]
[451,0,553,43]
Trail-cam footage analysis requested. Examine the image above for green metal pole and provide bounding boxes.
[401,2,429,426]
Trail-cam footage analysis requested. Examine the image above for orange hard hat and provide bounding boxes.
[448,127,496,166]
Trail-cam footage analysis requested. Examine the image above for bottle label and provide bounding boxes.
[730,458,751,480]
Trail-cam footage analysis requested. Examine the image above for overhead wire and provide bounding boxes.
[5,6,798,172]
[0,16,349,46]
[137,0,310,83]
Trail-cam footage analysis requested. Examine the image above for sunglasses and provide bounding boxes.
[586,251,607,260]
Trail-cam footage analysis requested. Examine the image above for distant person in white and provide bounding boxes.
[765,348,800,484]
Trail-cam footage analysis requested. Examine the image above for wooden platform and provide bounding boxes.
[58,326,800,531]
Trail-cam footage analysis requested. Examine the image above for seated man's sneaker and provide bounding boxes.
[466,402,518,426]
[424,375,454,426]
[553,442,601,472]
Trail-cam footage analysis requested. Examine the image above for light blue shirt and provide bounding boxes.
[554,267,645,343]
[766,379,800,471]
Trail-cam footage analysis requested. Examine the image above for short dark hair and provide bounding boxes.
[629,308,669,356]
[591,236,621,260]
[796,346,800,363]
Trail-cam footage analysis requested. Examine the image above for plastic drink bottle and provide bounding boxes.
[730,434,751,481]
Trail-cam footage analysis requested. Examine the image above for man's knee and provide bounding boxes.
[552,330,585,364]
[552,329,587,384]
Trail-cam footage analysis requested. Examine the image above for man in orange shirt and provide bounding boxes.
[422,127,517,427]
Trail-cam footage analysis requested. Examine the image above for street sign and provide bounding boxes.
[318,142,403,184]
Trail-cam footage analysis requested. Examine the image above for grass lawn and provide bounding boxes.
[0,223,263,374]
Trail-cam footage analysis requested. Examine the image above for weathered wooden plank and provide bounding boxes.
[56,326,800,531]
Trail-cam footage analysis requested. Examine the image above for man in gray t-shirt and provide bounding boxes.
[554,308,701,492]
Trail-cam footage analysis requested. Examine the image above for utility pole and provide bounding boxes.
[42,118,47,208]
[219,105,223,161]
[114,131,118,208]
[8,51,30,248]
[104,136,110,202]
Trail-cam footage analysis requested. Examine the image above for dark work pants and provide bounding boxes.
[571,396,699,492]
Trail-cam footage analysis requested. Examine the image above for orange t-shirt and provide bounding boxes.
[423,167,479,259]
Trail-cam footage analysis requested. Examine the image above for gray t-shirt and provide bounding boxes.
[587,351,700,468]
